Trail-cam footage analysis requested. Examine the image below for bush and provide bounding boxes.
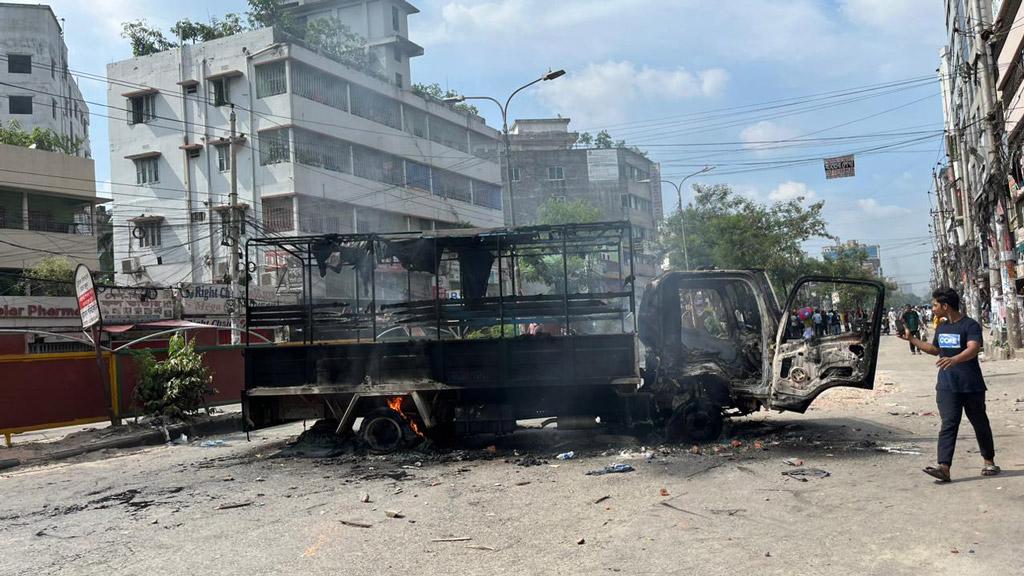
[133,333,216,419]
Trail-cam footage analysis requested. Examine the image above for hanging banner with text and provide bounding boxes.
[75,265,101,329]
[824,155,855,179]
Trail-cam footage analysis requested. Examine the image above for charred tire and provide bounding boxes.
[359,408,418,454]
[666,400,724,443]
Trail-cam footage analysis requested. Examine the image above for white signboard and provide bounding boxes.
[75,265,101,329]
[180,283,298,317]
[0,296,81,328]
[587,149,620,181]
[824,155,855,179]
[96,286,176,324]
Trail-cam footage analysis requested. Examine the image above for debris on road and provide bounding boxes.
[577,538,586,545]
[659,488,670,496]
[215,501,253,510]
[877,445,923,455]
[593,495,611,504]
[783,458,804,466]
[781,468,831,481]
[432,537,472,542]
[555,451,576,460]
[585,463,635,476]
[660,501,709,519]
[385,510,405,519]
[340,520,373,528]
[360,493,371,503]
[467,545,496,551]
[730,440,743,448]
[200,439,227,448]
[515,455,548,467]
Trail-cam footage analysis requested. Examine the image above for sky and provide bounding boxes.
[18,0,946,294]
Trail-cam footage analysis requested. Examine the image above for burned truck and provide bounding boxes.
[242,222,884,450]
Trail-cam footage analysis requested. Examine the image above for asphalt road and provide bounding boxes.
[2,335,1023,575]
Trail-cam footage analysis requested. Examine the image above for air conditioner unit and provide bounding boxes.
[260,272,276,287]
[120,257,144,275]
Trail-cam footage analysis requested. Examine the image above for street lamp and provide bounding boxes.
[642,165,714,270]
[443,69,566,227]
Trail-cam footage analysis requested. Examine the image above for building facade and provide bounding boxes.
[935,0,1024,347]
[0,2,90,157]
[822,240,882,278]
[503,118,663,287]
[106,3,503,292]
[0,142,99,276]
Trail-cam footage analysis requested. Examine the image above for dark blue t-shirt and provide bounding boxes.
[932,316,985,392]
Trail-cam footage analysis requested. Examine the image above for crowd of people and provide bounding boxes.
[787,308,871,340]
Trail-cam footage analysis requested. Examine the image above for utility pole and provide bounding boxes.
[228,106,246,345]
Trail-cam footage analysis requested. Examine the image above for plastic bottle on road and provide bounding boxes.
[555,451,575,460]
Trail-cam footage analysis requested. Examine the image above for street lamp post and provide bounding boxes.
[444,69,565,227]
[645,165,714,270]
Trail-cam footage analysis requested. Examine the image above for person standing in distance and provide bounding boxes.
[899,287,999,482]
[902,304,922,354]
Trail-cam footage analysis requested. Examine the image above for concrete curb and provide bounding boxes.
[4,413,243,470]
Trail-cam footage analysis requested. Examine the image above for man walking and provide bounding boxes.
[902,304,922,354]
[900,287,999,482]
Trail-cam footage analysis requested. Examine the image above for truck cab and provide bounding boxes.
[638,270,884,440]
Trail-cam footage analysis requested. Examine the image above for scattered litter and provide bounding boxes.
[360,493,371,503]
[385,510,405,519]
[783,458,804,467]
[576,538,586,545]
[255,477,264,482]
[660,501,709,518]
[432,537,472,542]
[730,440,743,448]
[659,488,670,497]
[593,495,611,504]
[555,451,576,460]
[171,434,188,445]
[919,411,936,417]
[215,501,253,510]
[765,552,772,558]
[753,441,764,450]
[710,508,745,516]
[515,455,548,467]
[877,446,923,456]
[467,545,496,551]
[689,445,701,455]
[951,548,959,554]
[340,520,373,528]
[515,480,531,486]
[221,476,235,482]
[585,463,635,476]
[781,468,830,481]
[199,439,227,448]
[484,445,497,454]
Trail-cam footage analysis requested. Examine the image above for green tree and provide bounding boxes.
[577,132,593,147]
[521,198,605,294]
[121,20,178,56]
[96,205,115,283]
[0,120,84,155]
[247,0,299,34]
[171,14,245,44]
[133,333,215,419]
[658,183,833,296]
[20,255,76,296]
[411,82,480,115]
[594,130,613,149]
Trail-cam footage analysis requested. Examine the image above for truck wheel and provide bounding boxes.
[666,400,724,443]
[360,409,411,454]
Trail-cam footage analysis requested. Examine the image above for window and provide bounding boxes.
[187,147,201,159]
[428,116,469,153]
[294,128,351,173]
[136,221,162,248]
[211,78,230,107]
[191,211,206,223]
[393,45,402,63]
[433,168,472,203]
[51,98,56,119]
[350,83,402,129]
[405,160,432,192]
[216,143,231,172]
[7,54,31,74]
[393,6,401,30]
[263,197,294,232]
[353,145,403,185]
[128,94,156,125]
[403,105,428,138]
[547,166,565,181]
[473,181,502,209]
[8,96,31,115]
[185,84,198,95]
[259,129,291,165]
[510,167,521,182]
[134,157,159,184]
[255,61,287,98]
[395,73,403,88]
[290,61,348,111]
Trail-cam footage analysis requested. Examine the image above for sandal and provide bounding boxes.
[982,465,1001,476]
[923,466,951,483]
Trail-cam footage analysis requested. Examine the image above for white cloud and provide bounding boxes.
[838,0,942,35]
[739,121,801,151]
[769,181,817,202]
[857,198,911,218]
[535,61,728,127]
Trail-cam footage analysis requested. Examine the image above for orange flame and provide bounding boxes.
[387,396,425,438]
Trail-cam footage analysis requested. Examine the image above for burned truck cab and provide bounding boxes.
[638,270,884,441]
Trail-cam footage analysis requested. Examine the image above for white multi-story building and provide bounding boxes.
[0,2,90,157]
[107,0,503,290]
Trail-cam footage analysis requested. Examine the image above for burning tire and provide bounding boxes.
[666,399,724,443]
[359,408,420,454]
